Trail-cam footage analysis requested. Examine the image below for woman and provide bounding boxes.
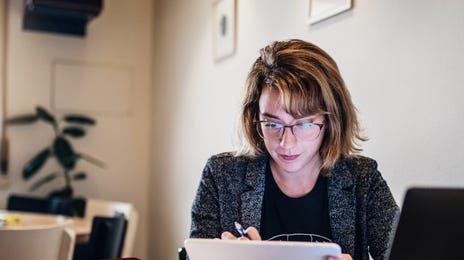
[190,39,399,260]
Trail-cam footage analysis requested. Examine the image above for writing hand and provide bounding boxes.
[326,253,353,260]
[221,226,261,240]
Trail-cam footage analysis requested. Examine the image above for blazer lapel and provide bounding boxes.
[240,156,267,230]
[328,160,356,255]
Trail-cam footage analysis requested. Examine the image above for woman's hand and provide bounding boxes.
[221,226,262,240]
[326,253,353,260]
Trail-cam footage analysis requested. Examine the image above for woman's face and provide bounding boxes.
[258,87,325,176]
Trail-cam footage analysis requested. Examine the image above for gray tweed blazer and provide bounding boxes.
[190,152,399,260]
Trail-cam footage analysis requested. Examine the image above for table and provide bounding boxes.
[0,209,91,244]
[72,216,91,244]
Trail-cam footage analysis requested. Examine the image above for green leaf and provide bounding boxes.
[72,172,87,181]
[36,106,57,126]
[29,172,58,191]
[63,115,96,125]
[53,137,78,170]
[23,149,51,179]
[62,126,85,138]
[5,114,39,125]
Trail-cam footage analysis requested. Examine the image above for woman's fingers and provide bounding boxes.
[221,231,237,240]
[325,253,353,260]
[245,226,261,240]
[221,226,261,240]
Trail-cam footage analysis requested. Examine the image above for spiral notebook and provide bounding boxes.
[184,238,341,260]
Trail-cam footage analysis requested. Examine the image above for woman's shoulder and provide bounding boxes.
[208,151,238,161]
[331,155,391,194]
[340,155,378,169]
[207,151,266,166]
[333,155,379,179]
[204,152,268,181]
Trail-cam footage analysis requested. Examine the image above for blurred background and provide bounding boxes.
[1,0,463,259]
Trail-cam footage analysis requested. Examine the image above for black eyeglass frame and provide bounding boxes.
[255,120,324,140]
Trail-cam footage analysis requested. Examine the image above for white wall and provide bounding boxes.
[0,1,153,259]
[151,0,464,259]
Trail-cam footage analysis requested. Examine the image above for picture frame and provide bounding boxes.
[307,0,352,25]
[212,0,236,61]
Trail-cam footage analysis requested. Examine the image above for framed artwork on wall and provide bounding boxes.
[213,0,236,61]
[308,0,352,25]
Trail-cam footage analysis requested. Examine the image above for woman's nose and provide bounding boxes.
[279,127,297,148]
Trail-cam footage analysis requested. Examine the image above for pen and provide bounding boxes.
[234,221,248,237]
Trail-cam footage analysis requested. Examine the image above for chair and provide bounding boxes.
[7,194,78,216]
[73,215,127,260]
[84,198,138,257]
[0,220,75,260]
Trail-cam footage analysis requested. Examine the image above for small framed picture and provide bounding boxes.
[308,0,352,25]
[213,0,236,61]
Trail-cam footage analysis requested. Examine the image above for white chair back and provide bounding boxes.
[0,214,75,260]
[85,198,138,257]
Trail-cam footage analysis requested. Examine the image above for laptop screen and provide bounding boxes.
[388,187,464,260]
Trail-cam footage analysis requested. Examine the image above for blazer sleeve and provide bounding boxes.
[365,163,400,260]
[189,157,222,238]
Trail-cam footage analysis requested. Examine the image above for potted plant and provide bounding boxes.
[6,105,105,216]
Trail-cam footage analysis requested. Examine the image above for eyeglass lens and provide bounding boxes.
[258,122,322,140]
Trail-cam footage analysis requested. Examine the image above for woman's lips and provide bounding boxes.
[280,154,299,161]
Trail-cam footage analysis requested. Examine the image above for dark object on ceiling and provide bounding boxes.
[22,0,103,37]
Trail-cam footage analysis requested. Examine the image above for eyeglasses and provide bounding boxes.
[256,120,324,140]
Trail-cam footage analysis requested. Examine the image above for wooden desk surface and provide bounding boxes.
[0,210,91,244]
[71,216,91,244]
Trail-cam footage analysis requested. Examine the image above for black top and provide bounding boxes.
[260,163,332,242]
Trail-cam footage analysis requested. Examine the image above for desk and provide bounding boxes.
[0,210,91,244]
[72,216,91,244]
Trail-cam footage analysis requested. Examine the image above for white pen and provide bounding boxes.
[234,221,248,238]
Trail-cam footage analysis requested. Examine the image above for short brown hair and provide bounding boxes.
[238,39,366,175]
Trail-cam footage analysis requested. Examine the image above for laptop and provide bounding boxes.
[388,187,464,260]
[185,238,341,260]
